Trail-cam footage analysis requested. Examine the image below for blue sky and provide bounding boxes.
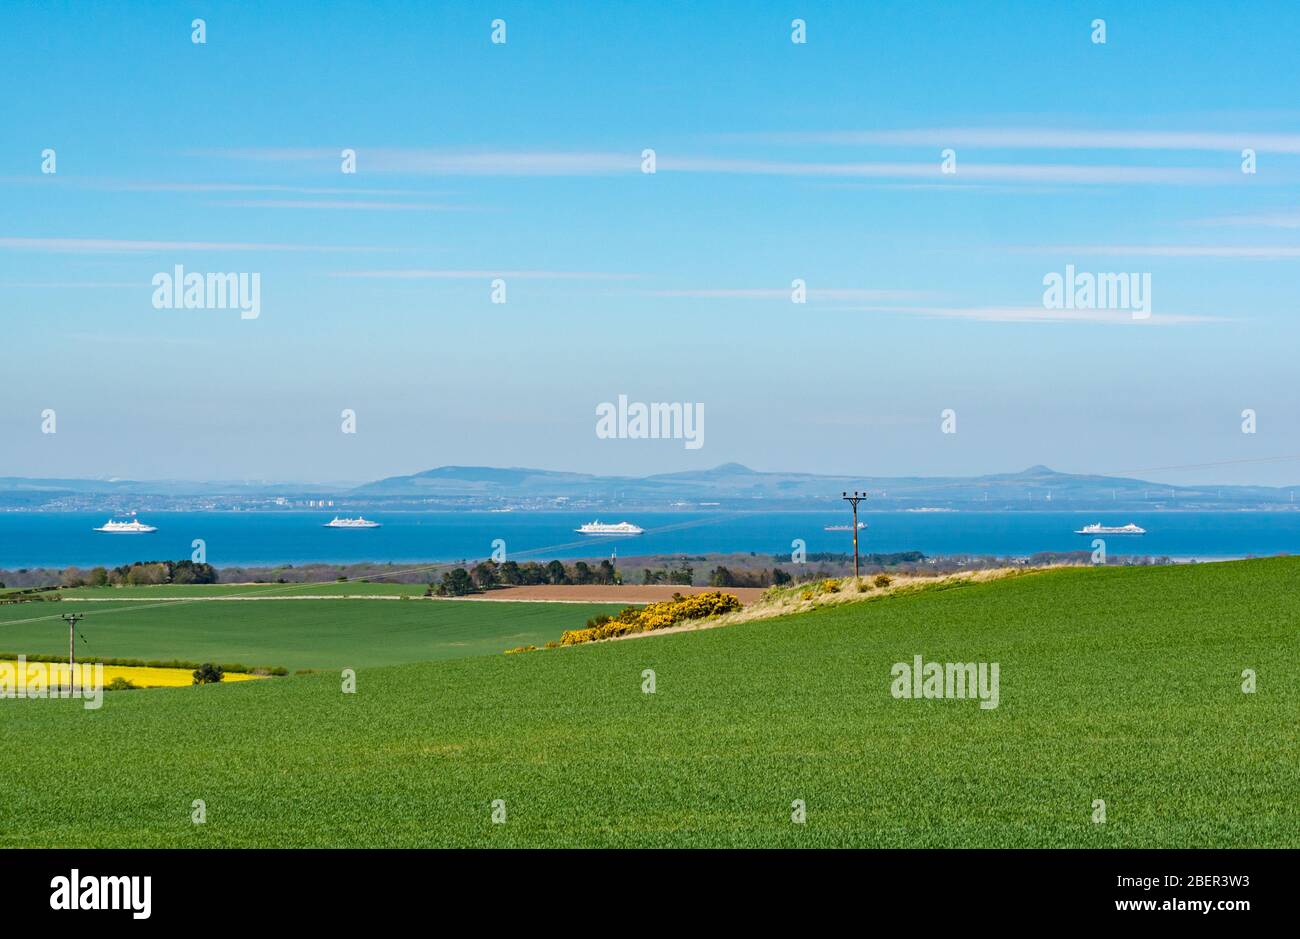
[3,0,1300,485]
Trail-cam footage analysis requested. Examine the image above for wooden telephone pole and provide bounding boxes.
[62,613,84,690]
[841,491,868,580]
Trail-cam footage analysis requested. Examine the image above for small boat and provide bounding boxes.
[575,521,644,535]
[824,522,867,532]
[1075,522,1145,535]
[94,515,157,534]
[324,516,381,529]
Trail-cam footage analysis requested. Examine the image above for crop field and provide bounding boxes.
[0,596,628,670]
[1,558,1296,847]
[0,659,263,688]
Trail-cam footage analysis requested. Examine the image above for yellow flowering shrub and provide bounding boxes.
[560,591,741,645]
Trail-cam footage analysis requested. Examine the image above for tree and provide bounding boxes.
[470,561,499,589]
[772,567,792,585]
[192,663,224,685]
[498,561,522,585]
[126,563,167,586]
[573,561,592,585]
[545,560,568,585]
[172,560,217,585]
[668,564,693,586]
[439,568,475,596]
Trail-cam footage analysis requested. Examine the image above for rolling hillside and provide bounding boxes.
[1,559,1296,847]
[0,597,628,670]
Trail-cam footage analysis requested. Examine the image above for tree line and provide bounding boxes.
[430,559,620,596]
[56,559,219,588]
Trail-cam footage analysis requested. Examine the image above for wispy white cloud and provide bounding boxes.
[373,151,636,175]
[215,199,472,211]
[109,181,447,196]
[1028,244,1300,259]
[0,281,138,288]
[0,237,375,253]
[207,147,1235,185]
[0,177,450,197]
[1191,212,1300,229]
[745,128,1300,153]
[815,181,1072,194]
[661,157,1234,185]
[848,304,1229,325]
[216,148,637,176]
[644,285,1231,324]
[650,287,931,301]
[331,269,640,280]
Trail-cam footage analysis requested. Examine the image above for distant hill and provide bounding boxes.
[0,477,338,496]
[3,464,1297,511]
[349,463,1299,509]
[354,465,611,496]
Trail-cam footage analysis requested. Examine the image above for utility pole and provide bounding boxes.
[62,613,83,691]
[841,490,867,581]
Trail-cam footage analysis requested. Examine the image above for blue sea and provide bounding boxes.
[2,510,1299,569]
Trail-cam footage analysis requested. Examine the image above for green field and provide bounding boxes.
[1,559,1296,847]
[0,596,627,670]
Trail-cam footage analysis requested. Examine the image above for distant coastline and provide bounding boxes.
[2,463,1298,514]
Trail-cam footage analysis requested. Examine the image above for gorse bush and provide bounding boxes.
[561,592,741,645]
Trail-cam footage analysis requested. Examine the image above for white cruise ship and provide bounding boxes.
[575,520,644,536]
[1074,522,1146,535]
[825,522,866,532]
[324,516,381,529]
[93,516,157,534]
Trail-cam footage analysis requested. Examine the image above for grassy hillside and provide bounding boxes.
[0,597,626,669]
[1,559,1296,847]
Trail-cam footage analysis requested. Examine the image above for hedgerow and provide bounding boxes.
[0,651,286,676]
